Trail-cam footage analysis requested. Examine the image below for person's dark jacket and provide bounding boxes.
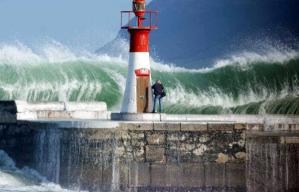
[152,83,164,96]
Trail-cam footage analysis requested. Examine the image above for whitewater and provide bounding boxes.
[0,149,83,192]
[0,41,299,114]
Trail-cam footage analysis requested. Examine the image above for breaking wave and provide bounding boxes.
[0,150,76,192]
[0,41,298,114]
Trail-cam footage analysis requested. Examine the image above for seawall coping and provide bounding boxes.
[118,122,154,131]
[208,123,235,131]
[153,122,181,131]
[181,122,208,131]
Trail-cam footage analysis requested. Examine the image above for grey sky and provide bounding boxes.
[0,0,144,51]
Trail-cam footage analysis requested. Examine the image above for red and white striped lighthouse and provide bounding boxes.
[120,0,158,113]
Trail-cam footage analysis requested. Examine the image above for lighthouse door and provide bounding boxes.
[136,77,149,113]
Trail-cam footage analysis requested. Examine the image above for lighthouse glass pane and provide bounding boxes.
[133,2,145,11]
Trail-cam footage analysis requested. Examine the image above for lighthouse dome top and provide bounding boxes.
[133,0,146,17]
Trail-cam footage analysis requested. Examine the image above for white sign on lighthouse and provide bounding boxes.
[120,0,158,113]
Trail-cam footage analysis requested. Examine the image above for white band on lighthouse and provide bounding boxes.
[121,52,151,113]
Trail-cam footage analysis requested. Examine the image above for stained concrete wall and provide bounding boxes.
[0,121,246,192]
[0,117,298,191]
[114,122,246,191]
[246,132,299,192]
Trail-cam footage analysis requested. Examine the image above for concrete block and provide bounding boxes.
[15,101,108,120]
[160,114,187,121]
[117,163,129,190]
[111,113,160,121]
[69,111,108,119]
[165,164,183,187]
[65,102,107,112]
[181,163,205,187]
[119,123,153,131]
[234,123,246,130]
[153,123,181,131]
[37,111,70,119]
[225,163,245,188]
[280,137,299,144]
[147,133,166,145]
[289,124,299,131]
[145,145,165,162]
[205,162,226,187]
[135,123,154,131]
[150,163,204,187]
[208,123,234,131]
[150,164,167,187]
[246,124,264,131]
[102,166,113,185]
[129,162,150,187]
[181,123,207,132]
[15,101,65,112]
[17,112,37,120]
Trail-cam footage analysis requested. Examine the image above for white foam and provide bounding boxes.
[0,41,126,65]
[164,80,299,110]
[214,48,299,69]
[0,150,81,192]
[0,40,298,71]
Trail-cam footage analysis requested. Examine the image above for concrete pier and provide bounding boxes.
[0,101,298,191]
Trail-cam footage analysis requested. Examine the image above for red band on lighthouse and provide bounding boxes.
[129,29,150,52]
[135,68,150,76]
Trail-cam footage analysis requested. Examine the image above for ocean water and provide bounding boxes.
[0,41,298,114]
[0,150,77,192]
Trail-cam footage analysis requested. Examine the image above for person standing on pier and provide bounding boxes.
[152,80,166,113]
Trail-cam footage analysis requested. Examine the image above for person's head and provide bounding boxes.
[156,80,161,84]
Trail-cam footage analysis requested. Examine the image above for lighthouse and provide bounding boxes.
[120,0,158,113]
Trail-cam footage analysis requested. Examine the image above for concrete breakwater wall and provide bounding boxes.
[0,116,298,191]
[0,121,247,191]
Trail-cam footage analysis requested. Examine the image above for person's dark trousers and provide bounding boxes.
[152,95,163,113]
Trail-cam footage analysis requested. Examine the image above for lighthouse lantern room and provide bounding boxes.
[120,0,158,113]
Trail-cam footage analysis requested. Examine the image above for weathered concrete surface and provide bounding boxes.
[246,131,299,192]
[14,101,109,120]
[111,113,299,130]
[1,111,299,191]
[0,121,247,192]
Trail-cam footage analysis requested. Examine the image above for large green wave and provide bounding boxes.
[153,58,299,114]
[0,43,298,114]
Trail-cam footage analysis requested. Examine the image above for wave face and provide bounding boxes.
[0,42,299,114]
